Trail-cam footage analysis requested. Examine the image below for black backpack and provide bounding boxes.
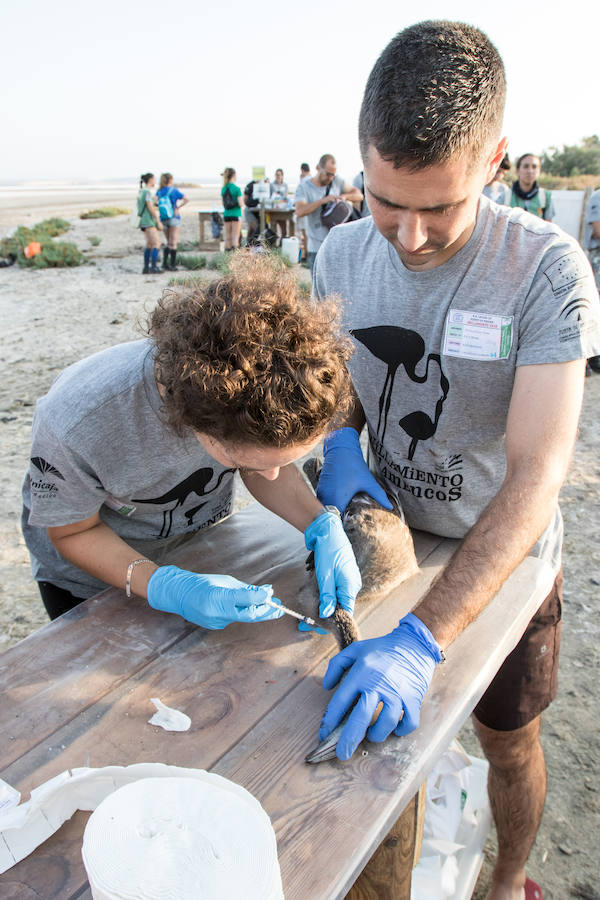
[223,186,238,210]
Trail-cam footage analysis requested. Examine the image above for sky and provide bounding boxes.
[1,0,596,184]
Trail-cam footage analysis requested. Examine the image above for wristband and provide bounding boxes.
[126,558,153,598]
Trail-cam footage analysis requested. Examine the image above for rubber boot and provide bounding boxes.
[162,247,170,271]
[150,247,162,274]
[169,248,178,271]
[142,248,151,274]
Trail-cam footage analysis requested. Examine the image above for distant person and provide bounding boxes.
[137,173,163,274]
[221,168,243,251]
[270,169,289,240]
[510,154,555,220]
[243,179,260,245]
[352,170,370,217]
[584,187,600,372]
[297,163,311,262]
[270,169,288,200]
[483,153,511,204]
[157,173,189,271]
[294,154,362,273]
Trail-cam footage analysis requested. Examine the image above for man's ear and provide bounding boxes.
[484,136,509,184]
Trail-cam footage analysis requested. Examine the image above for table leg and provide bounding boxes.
[345,783,426,900]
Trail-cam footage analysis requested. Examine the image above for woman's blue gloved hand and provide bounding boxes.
[318,613,443,759]
[147,566,285,630]
[304,509,362,618]
[316,427,393,514]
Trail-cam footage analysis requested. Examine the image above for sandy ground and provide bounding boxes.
[0,197,598,898]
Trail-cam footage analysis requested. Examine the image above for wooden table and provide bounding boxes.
[0,503,554,899]
[197,210,223,251]
[265,206,295,237]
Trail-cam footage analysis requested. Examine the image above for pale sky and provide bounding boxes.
[1,0,596,183]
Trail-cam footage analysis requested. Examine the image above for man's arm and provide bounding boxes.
[415,359,585,648]
[340,181,363,204]
[591,220,600,240]
[295,194,333,218]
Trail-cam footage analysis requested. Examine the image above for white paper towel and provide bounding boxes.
[82,775,284,900]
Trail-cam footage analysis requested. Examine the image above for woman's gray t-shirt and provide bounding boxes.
[22,340,235,597]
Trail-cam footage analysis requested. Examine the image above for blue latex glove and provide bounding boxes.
[316,427,393,514]
[147,566,285,630]
[318,613,443,760]
[304,510,362,618]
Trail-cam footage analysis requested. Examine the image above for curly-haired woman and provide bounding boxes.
[22,254,361,631]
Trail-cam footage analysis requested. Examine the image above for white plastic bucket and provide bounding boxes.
[281,236,300,265]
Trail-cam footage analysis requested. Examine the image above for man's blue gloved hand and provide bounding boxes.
[304,509,362,618]
[318,613,443,760]
[147,566,285,630]
[316,427,393,514]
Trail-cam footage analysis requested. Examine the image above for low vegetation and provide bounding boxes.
[177,254,207,270]
[80,207,130,219]
[0,219,84,268]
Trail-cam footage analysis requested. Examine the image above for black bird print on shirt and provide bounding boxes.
[351,326,449,460]
[132,467,235,538]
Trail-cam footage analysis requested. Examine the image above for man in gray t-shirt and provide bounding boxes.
[311,22,600,899]
[294,154,362,272]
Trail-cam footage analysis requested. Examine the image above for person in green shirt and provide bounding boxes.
[137,173,163,274]
[510,154,555,221]
[221,168,244,251]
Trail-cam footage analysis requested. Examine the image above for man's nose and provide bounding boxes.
[397,213,428,252]
[258,467,280,481]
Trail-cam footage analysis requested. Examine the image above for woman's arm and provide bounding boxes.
[48,513,158,598]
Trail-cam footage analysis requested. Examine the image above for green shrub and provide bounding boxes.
[168,275,206,287]
[0,217,84,268]
[207,252,232,273]
[36,218,71,236]
[177,253,207,270]
[88,236,101,247]
[80,207,130,219]
[296,278,311,299]
[20,241,85,268]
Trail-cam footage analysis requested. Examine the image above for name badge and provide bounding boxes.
[443,309,513,361]
[104,494,136,517]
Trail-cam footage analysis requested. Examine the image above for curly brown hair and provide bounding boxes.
[148,253,353,447]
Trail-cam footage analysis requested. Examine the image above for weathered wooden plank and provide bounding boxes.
[208,555,555,900]
[0,510,446,898]
[0,505,441,774]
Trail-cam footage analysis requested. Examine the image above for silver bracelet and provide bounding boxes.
[126,558,152,598]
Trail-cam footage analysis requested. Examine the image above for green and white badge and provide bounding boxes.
[443,309,513,361]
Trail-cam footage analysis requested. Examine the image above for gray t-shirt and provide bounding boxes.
[314,198,600,570]
[482,182,510,206]
[294,175,347,252]
[352,171,370,217]
[584,188,600,251]
[22,340,236,597]
[270,181,288,198]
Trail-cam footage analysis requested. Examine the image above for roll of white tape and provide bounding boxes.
[82,775,283,900]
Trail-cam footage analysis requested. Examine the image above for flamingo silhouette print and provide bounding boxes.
[132,467,234,538]
[351,326,449,459]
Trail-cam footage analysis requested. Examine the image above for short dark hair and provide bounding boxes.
[300,163,310,172]
[318,154,335,169]
[149,253,352,446]
[359,20,506,170]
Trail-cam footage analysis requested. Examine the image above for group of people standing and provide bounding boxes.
[137,173,189,273]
